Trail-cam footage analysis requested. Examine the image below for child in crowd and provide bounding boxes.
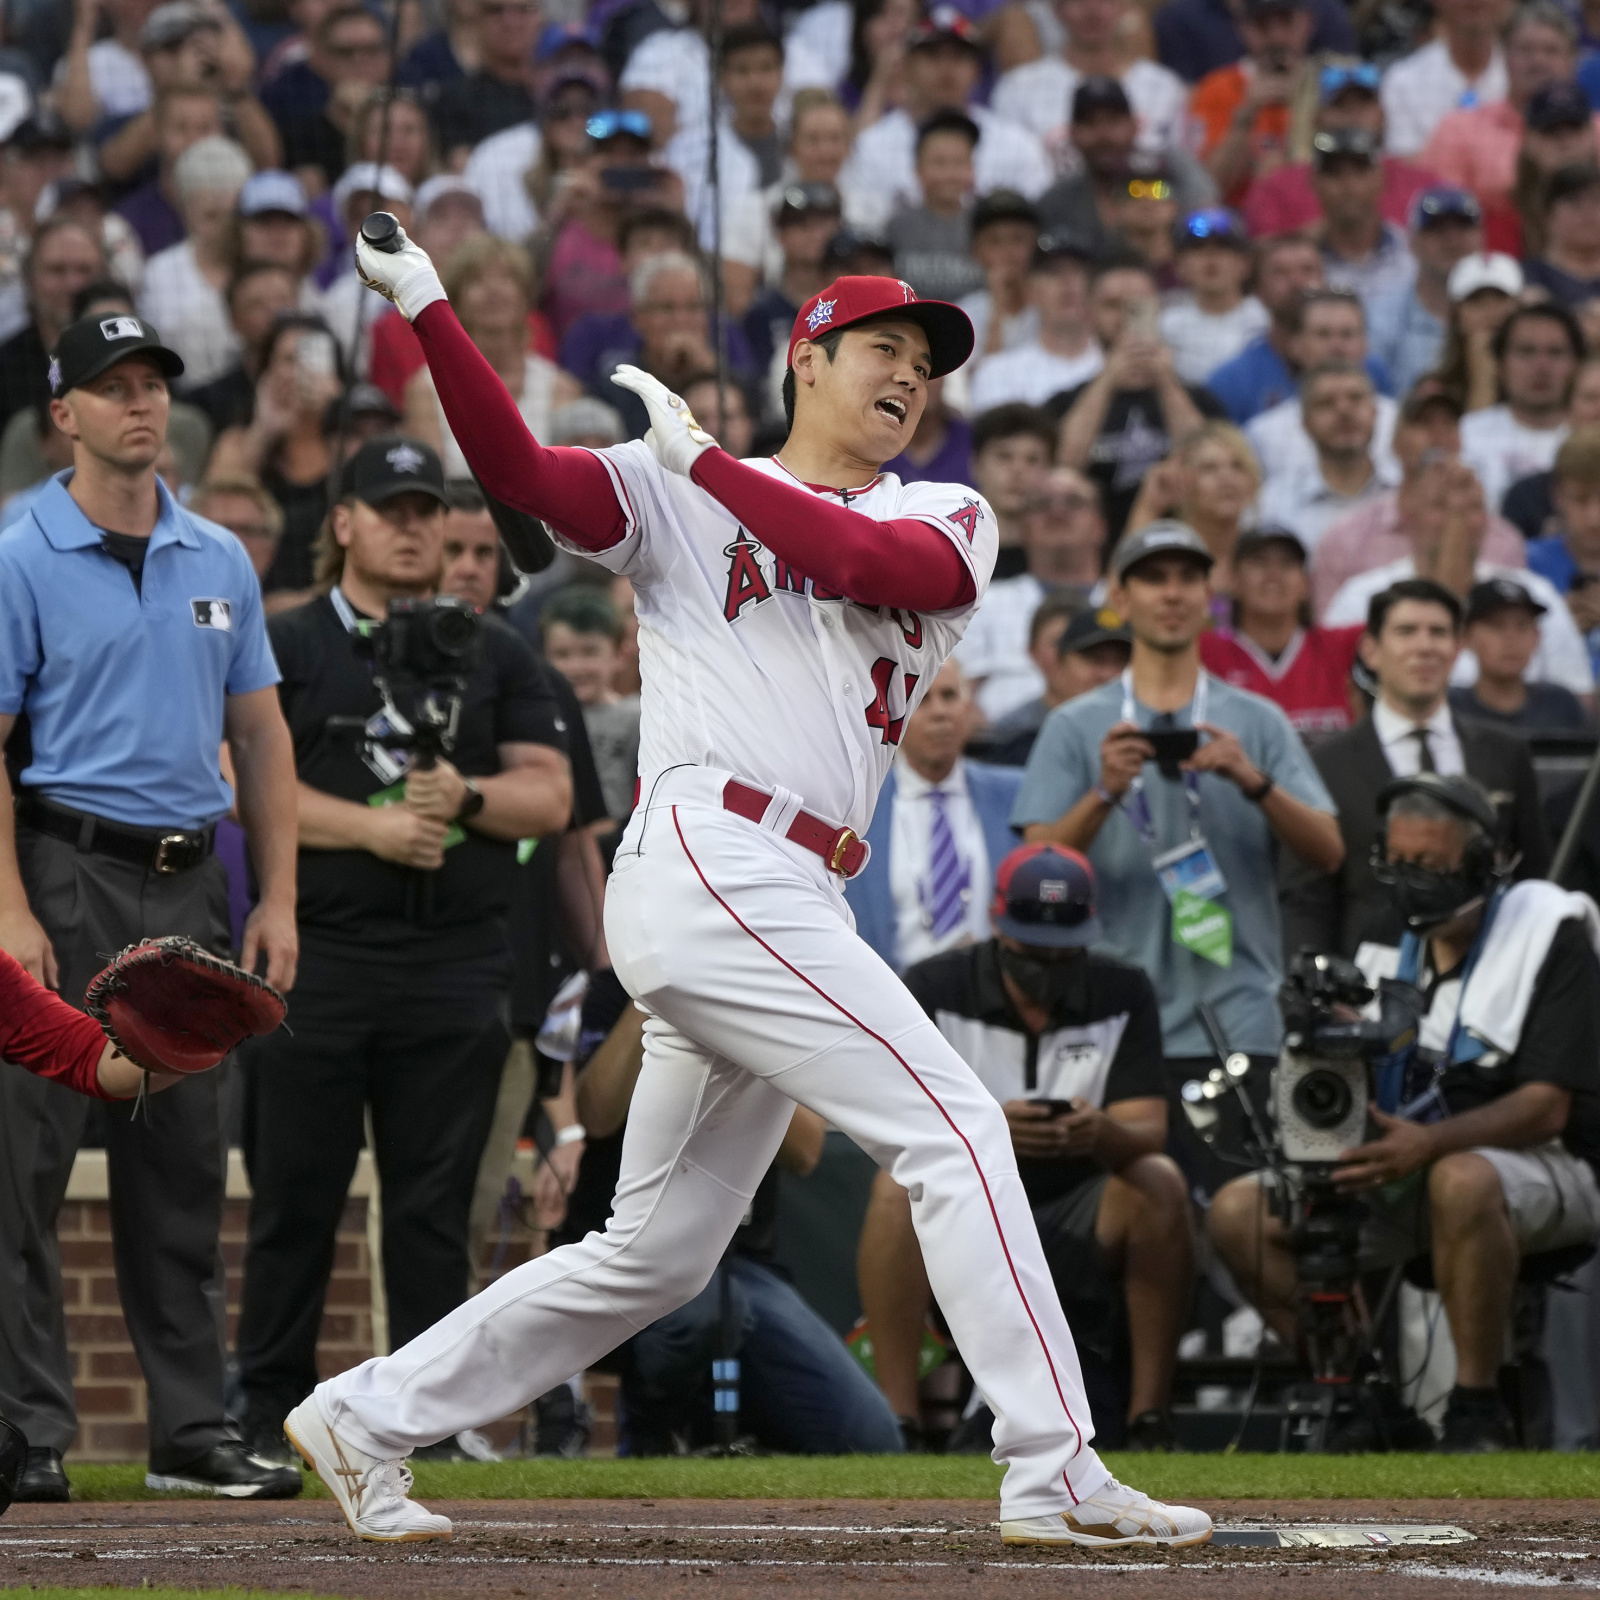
[887,110,984,303]
[1159,207,1268,387]
[540,586,641,825]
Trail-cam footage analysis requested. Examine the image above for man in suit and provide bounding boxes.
[1281,577,1551,959]
[846,659,1023,973]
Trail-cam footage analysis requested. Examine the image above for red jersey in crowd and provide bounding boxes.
[1200,624,1365,734]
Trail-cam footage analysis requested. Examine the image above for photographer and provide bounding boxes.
[1211,774,1600,1452]
[1013,521,1342,1189]
[234,435,573,1461]
[858,844,1190,1452]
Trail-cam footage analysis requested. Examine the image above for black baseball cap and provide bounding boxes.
[1235,523,1307,563]
[972,189,1040,235]
[1465,576,1547,623]
[908,4,981,51]
[1174,206,1250,250]
[1059,606,1132,656]
[1312,128,1378,168]
[991,844,1102,950]
[1242,0,1307,16]
[1526,80,1592,133]
[1546,162,1600,208]
[12,111,74,154]
[1410,184,1482,230]
[49,313,184,397]
[823,227,893,271]
[1112,519,1215,581]
[1072,75,1131,122]
[1033,230,1095,268]
[338,434,449,508]
[774,181,842,223]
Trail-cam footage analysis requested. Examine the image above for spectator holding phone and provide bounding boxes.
[1013,522,1342,1186]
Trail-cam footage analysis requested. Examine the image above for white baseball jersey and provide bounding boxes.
[551,443,998,837]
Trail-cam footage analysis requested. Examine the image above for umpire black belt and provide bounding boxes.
[16,793,216,875]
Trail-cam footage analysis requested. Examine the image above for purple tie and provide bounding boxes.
[922,789,971,939]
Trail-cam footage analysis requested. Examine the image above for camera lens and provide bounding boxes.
[1292,1068,1352,1130]
[427,604,478,658]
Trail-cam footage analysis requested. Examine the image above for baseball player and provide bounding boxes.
[284,223,1212,1552]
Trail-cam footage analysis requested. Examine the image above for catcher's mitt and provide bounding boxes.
[84,937,287,1076]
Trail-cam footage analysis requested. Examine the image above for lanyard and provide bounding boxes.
[1120,668,1207,847]
[329,585,368,636]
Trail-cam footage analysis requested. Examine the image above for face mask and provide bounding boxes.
[999,946,1080,1013]
[1380,862,1483,933]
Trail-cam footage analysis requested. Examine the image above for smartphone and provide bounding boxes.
[1040,1099,1080,1118]
[1126,298,1160,341]
[601,165,662,193]
[1143,727,1199,766]
[296,331,337,381]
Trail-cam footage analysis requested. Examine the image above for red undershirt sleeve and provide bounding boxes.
[689,449,977,612]
[0,949,112,1099]
[411,302,627,551]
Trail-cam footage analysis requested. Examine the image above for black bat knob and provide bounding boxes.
[360,211,402,253]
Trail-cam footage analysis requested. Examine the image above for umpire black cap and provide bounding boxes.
[49,313,184,397]
[339,434,450,508]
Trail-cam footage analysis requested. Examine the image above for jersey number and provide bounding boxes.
[865,657,920,746]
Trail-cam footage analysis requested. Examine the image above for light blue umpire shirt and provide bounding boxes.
[0,470,280,830]
[1011,673,1336,1058]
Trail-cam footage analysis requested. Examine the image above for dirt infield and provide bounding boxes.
[3,1497,1598,1598]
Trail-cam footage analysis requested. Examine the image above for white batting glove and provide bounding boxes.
[610,364,718,476]
[354,215,447,324]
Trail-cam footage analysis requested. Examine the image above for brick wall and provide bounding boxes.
[60,1150,379,1464]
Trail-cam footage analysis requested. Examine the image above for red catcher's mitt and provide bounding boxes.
[83,937,287,1076]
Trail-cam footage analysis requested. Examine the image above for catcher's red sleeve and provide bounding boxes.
[412,302,627,550]
[0,948,110,1099]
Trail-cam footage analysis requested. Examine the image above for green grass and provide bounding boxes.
[48,1452,1600,1503]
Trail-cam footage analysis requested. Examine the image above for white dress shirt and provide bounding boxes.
[968,338,1104,411]
[1372,696,1464,777]
[891,759,993,970]
[1323,557,1596,695]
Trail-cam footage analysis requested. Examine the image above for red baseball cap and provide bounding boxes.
[787,275,975,379]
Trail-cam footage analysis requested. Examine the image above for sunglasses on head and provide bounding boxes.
[587,110,653,143]
[1319,62,1381,97]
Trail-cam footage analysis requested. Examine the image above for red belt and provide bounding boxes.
[722,780,868,879]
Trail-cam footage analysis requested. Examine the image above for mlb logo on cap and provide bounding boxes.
[991,844,1101,948]
[100,316,143,342]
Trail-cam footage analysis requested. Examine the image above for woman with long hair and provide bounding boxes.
[346,89,438,191]
[1432,262,1522,414]
[844,0,916,126]
[403,236,582,472]
[208,312,346,604]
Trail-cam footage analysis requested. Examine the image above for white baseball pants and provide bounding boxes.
[315,769,1109,1518]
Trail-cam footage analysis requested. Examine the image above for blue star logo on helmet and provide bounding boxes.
[47,356,60,393]
[806,298,836,333]
[386,442,425,474]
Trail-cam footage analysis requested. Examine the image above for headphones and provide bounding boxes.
[1370,772,1512,924]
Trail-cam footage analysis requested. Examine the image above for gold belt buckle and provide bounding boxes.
[828,827,859,875]
[153,834,190,874]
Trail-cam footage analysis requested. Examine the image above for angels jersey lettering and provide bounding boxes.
[555,444,998,836]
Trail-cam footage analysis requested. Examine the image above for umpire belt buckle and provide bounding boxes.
[153,834,196,874]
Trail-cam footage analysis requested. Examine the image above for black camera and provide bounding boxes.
[356,597,483,769]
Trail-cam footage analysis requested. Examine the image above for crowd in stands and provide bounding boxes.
[9,0,1600,1470]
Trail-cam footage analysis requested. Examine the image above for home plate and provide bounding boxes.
[1211,1523,1476,1548]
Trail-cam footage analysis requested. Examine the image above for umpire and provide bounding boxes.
[234,436,573,1461]
[0,314,300,1500]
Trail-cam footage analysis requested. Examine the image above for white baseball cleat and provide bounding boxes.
[283,1398,452,1542]
[1001,1477,1213,1549]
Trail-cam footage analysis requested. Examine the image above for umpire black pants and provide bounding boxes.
[235,944,510,1422]
[0,827,234,1469]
